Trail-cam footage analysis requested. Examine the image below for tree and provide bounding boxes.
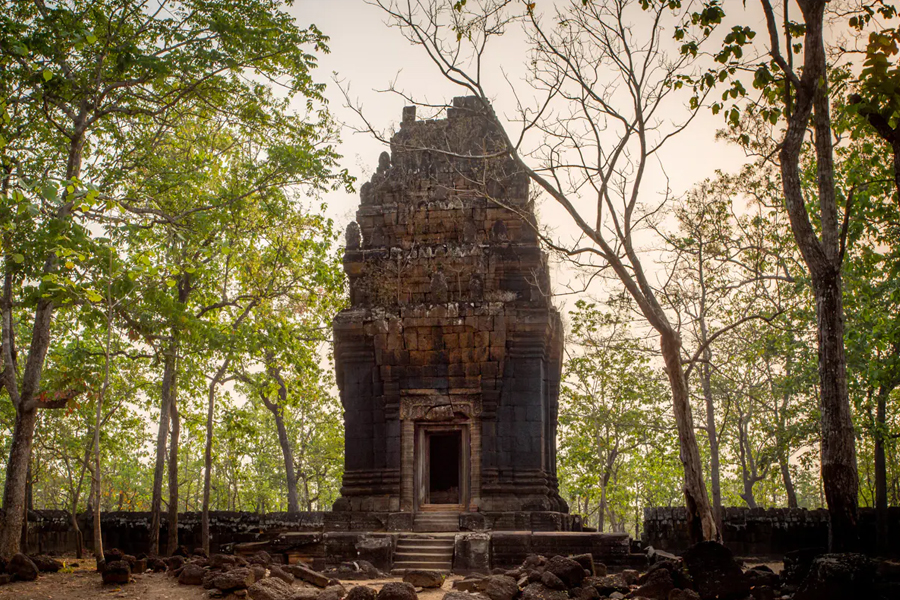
[371,0,723,543]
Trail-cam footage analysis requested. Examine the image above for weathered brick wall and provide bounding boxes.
[25,510,325,556]
[643,506,900,556]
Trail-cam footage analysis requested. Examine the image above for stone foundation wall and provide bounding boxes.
[643,506,900,556]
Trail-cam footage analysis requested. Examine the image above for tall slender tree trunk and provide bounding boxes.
[271,407,299,513]
[812,272,858,551]
[149,345,177,555]
[875,385,889,554]
[660,331,718,543]
[598,483,607,533]
[202,360,230,555]
[700,356,723,530]
[780,455,798,508]
[167,398,181,555]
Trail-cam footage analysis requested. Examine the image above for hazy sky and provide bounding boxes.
[286,0,757,305]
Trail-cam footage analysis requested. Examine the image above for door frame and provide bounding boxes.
[414,423,469,511]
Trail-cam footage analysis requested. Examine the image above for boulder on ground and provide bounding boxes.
[520,582,568,600]
[270,565,295,584]
[586,574,628,596]
[682,541,748,600]
[744,565,779,588]
[179,563,207,586]
[166,555,186,571]
[248,576,295,600]
[403,569,444,589]
[6,553,39,581]
[782,547,824,585]
[211,567,255,591]
[289,563,331,588]
[539,571,566,591]
[320,586,346,600]
[210,553,237,570]
[375,581,418,600]
[172,545,191,557]
[570,585,600,600]
[148,556,168,572]
[453,577,484,592]
[570,554,595,576]
[631,567,675,600]
[669,590,701,600]
[545,555,585,588]
[251,564,268,582]
[102,560,131,585]
[640,559,691,591]
[621,569,640,585]
[104,548,126,563]
[345,586,377,600]
[647,547,679,564]
[794,553,876,600]
[477,574,519,600]
[28,554,62,572]
[0,573,11,585]
[444,593,490,600]
[194,548,210,558]
[294,588,324,600]
[356,560,382,579]
[250,551,274,566]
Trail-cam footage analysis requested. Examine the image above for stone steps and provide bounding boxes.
[392,535,455,574]
[413,511,460,532]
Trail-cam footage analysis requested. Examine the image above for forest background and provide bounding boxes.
[1,0,899,558]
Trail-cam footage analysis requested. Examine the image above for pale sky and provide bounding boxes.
[288,0,757,309]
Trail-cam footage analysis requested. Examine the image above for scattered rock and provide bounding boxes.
[7,553,39,582]
[478,574,519,600]
[251,551,274,566]
[0,574,11,586]
[539,571,566,591]
[167,555,186,571]
[104,548,126,563]
[749,585,775,600]
[647,547,679,564]
[782,547,825,585]
[545,556,585,588]
[403,569,444,588]
[210,567,255,591]
[794,553,875,600]
[194,548,210,558]
[251,564,267,582]
[248,576,295,600]
[631,567,675,600]
[571,585,600,600]
[289,563,331,588]
[682,541,748,600]
[520,582,569,600]
[444,593,490,600]
[345,586,377,600]
[570,554,595,576]
[320,586,346,600]
[587,574,629,596]
[270,565,295,584]
[179,563,207,585]
[28,554,62,572]
[744,565,779,588]
[375,581,418,600]
[210,554,237,570]
[453,577,484,592]
[621,570,640,585]
[101,560,131,585]
[668,589,701,600]
[148,556,167,572]
[294,589,323,600]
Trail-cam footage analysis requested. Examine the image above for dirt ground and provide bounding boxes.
[0,559,461,600]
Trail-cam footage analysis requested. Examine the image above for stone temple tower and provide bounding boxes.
[332,98,568,527]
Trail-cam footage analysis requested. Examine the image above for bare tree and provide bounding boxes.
[364,0,729,541]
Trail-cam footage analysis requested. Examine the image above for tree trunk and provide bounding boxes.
[0,407,38,558]
[202,360,230,555]
[660,331,718,543]
[812,272,859,552]
[149,345,177,555]
[780,455,798,508]
[700,357,723,531]
[875,385,889,553]
[271,406,300,513]
[167,398,181,555]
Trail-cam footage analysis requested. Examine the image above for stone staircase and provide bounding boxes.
[392,534,455,574]
[413,511,460,532]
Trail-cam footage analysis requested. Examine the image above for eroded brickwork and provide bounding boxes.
[333,97,566,515]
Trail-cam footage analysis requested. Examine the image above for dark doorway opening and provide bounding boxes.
[428,432,460,504]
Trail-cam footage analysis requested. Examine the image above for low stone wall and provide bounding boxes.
[24,510,630,574]
[643,506,900,556]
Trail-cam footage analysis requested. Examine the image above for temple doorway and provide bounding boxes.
[416,425,469,510]
[429,431,461,504]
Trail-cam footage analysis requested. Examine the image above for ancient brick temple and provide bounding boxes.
[332,98,567,523]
